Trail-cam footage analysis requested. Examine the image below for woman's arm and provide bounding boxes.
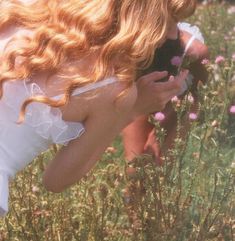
[43,81,137,192]
[43,71,188,192]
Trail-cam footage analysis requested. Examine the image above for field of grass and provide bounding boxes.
[0,2,235,241]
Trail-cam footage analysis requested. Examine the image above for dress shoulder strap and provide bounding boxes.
[71,77,117,97]
[52,77,117,100]
[184,35,196,55]
[177,22,205,56]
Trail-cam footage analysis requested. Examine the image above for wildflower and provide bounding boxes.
[227,6,235,14]
[189,112,198,121]
[202,0,209,5]
[201,58,209,65]
[215,55,225,64]
[106,146,116,153]
[231,162,235,169]
[171,96,179,103]
[229,105,235,114]
[154,112,165,121]
[171,56,182,66]
[211,120,219,127]
[187,94,194,103]
[32,186,40,193]
[232,53,235,62]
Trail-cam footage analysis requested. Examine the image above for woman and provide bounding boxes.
[0,0,188,216]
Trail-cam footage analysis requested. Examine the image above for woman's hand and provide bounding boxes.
[133,70,189,117]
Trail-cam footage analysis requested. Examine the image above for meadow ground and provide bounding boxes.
[0,2,235,241]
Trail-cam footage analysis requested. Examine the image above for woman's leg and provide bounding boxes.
[122,115,154,230]
[122,115,154,162]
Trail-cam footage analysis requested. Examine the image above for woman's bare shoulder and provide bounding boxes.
[181,31,209,60]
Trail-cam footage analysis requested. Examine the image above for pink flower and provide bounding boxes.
[171,56,182,66]
[211,120,218,127]
[154,112,165,121]
[232,53,235,62]
[187,95,194,103]
[32,186,39,193]
[215,55,225,64]
[189,113,198,121]
[106,146,117,153]
[201,58,209,65]
[229,105,235,114]
[171,96,179,103]
[227,6,235,14]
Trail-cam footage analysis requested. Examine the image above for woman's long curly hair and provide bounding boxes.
[0,0,172,122]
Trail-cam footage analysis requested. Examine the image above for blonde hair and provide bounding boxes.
[0,0,170,123]
[168,0,197,21]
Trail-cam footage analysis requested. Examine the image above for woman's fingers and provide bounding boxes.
[157,70,189,97]
[149,70,189,110]
[159,70,189,90]
[138,71,168,84]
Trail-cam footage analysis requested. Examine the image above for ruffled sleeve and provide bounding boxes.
[177,22,205,57]
[177,22,205,43]
[2,80,85,146]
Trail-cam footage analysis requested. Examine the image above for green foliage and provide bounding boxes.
[1,3,235,241]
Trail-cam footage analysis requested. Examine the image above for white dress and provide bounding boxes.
[0,77,117,217]
[0,26,117,216]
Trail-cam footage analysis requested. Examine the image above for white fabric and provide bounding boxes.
[0,172,9,216]
[178,22,205,58]
[0,21,118,216]
[178,22,205,44]
[3,80,86,145]
[53,77,117,99]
